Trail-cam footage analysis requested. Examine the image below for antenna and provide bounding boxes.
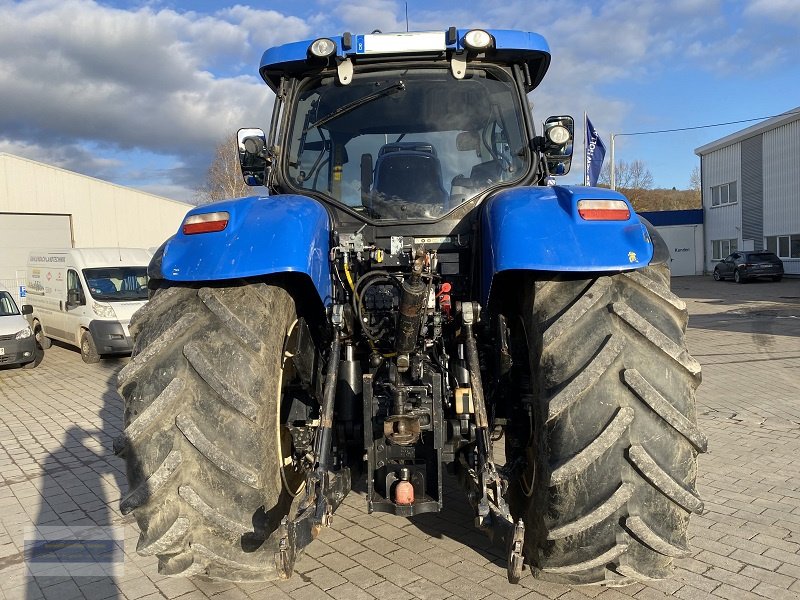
[405,2,409,32]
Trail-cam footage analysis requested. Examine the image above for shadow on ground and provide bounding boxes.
[24,363,127,600]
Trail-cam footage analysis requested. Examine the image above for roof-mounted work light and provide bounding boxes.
[309,38,336,58]
[463,29,494,51]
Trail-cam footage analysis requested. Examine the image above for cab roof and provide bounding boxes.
[259,28,550,93]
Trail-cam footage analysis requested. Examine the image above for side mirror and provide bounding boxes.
[21,304,33,316]
[67,290,84,307]
[237,128,270,186]
[542,115,574,176]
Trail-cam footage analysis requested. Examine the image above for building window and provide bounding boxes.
[711,238,738,260]
[710,181,737,207]
[765,234,800,259]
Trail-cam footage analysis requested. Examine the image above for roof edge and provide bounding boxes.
[694,107,800,155]
[0,152,192,208]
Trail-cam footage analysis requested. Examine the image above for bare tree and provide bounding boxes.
[598,159,654,208]
[195,136,252,205]
[599,159,654,189]
[689,165,701,192]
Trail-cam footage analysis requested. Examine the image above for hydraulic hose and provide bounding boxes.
[315,332,341,472]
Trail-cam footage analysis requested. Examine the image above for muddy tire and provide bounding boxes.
[518,265,706,585]
[116,281,304,581]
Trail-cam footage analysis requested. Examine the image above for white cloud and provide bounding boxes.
[316,0,405,34]
[744,0,800,21]
[0,139,123,180]
[0,0,290,198]
[219,6,313,55]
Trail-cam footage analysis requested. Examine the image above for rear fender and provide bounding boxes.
[154,195,332,305]
[481,186,654,305]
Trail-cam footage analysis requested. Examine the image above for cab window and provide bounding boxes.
[67,270,85,304]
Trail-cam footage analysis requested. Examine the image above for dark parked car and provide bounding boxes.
[713,251,784,283]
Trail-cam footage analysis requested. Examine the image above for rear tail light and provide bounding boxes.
[577,199,631,221]
[182,211,230,235]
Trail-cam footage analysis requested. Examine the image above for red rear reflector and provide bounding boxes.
[577,199,630,221]
[182,211,230,235]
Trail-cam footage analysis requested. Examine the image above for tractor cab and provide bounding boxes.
[238,29,574,223]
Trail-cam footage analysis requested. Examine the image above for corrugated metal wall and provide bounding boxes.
[763,120,800,275]
[763,119,800,239]
[740,135,764,251]
[702,143,741,271]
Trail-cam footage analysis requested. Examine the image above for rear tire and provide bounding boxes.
[734,269,744,284]
[517,266,706,585]
[117,281,307,581]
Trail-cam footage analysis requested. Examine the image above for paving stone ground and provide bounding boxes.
[1,276,799,600]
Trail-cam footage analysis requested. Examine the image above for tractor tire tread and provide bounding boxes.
[520,267,704,585]
[118,281,299,581]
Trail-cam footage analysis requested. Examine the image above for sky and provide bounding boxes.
[1,0,799,203]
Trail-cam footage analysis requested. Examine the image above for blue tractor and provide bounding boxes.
[117,28,706,586]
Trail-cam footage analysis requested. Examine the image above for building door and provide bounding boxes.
[658,226,696,276]
[0,213,73,303]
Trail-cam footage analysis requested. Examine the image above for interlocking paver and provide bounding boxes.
[2,276,800,600]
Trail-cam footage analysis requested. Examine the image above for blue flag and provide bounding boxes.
[585,116,606,186]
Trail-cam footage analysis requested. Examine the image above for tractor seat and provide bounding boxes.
[373,143,449,206]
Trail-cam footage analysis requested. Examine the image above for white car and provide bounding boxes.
[0,286,40,369]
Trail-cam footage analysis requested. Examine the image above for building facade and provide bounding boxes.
[0,153,190,302]
[695,108,800,276]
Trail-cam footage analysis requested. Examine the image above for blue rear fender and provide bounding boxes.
[157,195,332,305]
[481,185,654,305]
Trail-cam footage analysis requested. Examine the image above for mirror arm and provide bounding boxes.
[529,136,546,152]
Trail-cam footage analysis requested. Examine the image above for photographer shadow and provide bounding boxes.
[24,362,127,599]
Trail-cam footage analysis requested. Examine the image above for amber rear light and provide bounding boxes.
[577,199,631,221]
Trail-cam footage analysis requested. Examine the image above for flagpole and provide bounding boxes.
[583,111,588,186]
[610,133,616,191]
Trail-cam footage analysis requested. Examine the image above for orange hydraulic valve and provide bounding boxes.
[394,467,415,505]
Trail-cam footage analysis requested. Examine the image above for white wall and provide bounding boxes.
[0,153,189,249]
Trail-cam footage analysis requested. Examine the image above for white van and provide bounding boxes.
[0,285,40,369]
[26,248,152,363]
